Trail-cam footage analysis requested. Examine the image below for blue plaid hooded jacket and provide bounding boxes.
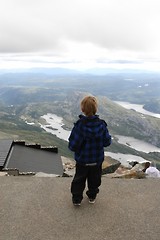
[68,114,111,165]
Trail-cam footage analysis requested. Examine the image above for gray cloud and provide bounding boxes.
[96,59,143,64]
[0,0,160,69]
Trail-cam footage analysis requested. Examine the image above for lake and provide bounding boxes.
[40,113,71,141]
[105,152,148,167]
[115,135,160,153]
[114,101,160,119]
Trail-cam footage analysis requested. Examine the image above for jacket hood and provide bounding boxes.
[78,114,106,139]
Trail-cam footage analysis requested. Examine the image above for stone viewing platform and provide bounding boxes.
[0,176,160,240]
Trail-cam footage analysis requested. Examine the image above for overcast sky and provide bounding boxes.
[0,0,160,71]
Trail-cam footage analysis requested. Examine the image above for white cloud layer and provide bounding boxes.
[0,0,160,70]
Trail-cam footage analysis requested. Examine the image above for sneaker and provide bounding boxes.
[89,198,96,204]
[72,200,81,206]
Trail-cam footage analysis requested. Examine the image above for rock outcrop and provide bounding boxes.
[102,156,121,174]
[107,163,146,179]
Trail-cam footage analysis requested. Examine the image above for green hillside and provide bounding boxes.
[0,89,160,166]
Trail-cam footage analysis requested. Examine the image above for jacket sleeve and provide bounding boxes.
[104,131,111,147]
[68,123,84,152]
[103,125,112,147]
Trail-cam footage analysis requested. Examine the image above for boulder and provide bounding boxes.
[61,156,76,177]
[102,156,121,175]
[111,170,146,179]
[108,163,146,179]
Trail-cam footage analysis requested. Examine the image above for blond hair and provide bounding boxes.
[81,96,98,116]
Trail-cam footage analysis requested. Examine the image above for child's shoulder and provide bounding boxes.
[75,114,108,126]
[74,115,85,125]
[99,118,108,126]
[73,115,83,126]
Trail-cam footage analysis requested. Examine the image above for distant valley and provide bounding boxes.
[0,68,160,167]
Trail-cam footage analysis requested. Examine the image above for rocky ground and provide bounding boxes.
[1,155,158,179]
[61,156,148,179]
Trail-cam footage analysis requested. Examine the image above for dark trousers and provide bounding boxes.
[71,163,102,202]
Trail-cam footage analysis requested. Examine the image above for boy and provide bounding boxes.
[68,96,111,206]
